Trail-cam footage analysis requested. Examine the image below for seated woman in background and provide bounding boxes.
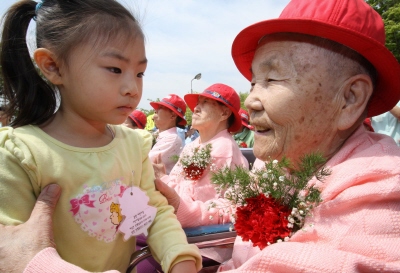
[149,94,186,174]
[232,108,254,148]
[154,83,249,265]
[123,109,147,130]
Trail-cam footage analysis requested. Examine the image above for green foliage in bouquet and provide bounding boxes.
[211,153,330,208]
[210,153,331,249]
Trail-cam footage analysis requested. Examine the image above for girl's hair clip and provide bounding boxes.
[33,1,44,21]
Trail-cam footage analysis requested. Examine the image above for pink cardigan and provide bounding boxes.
[162,129,249,228]
[219,125,400,272]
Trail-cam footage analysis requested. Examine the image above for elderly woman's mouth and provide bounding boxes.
[254,126,270,133]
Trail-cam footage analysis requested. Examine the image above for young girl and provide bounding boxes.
[0,1,201,273]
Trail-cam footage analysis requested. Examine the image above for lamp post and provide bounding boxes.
[190,73,201,94]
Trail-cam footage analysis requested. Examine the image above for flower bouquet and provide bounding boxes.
[179,143,213,180]
[211,153,330,250]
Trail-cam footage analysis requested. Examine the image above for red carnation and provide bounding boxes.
[234,193,292,250]
[183,164,206,180]
[239,142,247,148]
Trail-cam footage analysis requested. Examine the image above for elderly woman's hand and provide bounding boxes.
[152,154,167,179]
[0,184,61,273]
[155,178,180,213]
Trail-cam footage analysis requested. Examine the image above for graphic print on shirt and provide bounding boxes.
[69,178,128,243]
[110,202,123,232]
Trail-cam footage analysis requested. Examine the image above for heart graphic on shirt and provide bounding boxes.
[70,182,127,243]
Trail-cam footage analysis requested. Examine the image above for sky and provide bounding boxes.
[0,0,290,110]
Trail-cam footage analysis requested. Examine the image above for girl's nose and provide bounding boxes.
[121,74,139,97]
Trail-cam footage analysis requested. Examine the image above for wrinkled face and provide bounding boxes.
[153,106,175,131]
[192,96,226,133]
[58,26,147,126]
[245,39,343,164]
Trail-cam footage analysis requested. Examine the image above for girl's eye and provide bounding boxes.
[137,72,145,78]
[108,67,121,74]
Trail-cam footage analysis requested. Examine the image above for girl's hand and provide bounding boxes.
[0,184,61,273]
[170,260,198,273]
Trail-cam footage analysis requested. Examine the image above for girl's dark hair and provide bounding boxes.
[0,0,141,127]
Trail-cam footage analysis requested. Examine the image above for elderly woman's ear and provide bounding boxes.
[337,74,374,131]
[220,106,232,121]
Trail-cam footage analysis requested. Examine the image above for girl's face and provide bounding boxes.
[57,31,147,127]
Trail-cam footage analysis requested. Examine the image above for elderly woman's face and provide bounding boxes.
[245,39,344,163]
[192,97,225,133]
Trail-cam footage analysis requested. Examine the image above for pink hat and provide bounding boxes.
[128,110,147,129]
[150,94,187,126]
[239,109,254,130]
[184,83,242,133]
[231,0,400,117]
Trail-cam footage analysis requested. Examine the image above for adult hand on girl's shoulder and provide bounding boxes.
[0,184,61,273]
[155,178,180,213]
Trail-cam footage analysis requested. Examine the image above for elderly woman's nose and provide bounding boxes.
[245,93,263,111]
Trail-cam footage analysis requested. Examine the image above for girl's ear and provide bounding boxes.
[33,48,62,85]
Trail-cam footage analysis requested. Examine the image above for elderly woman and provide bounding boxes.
[218,0,400,271]
[3,0,400,272]
[149,94,187,174]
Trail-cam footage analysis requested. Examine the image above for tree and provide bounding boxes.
[185,106,193,126]
[366,0,400,62]
[239,92,249,110]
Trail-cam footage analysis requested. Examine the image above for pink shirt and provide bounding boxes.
[149,127,182,174]
[162,129,249,228]
[219,125,400,272]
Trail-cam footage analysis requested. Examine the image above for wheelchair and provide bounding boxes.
[127,223,236,273]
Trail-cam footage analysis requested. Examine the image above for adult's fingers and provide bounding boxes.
[0,184,62,273]
[153,153,162,164]
[29,184,61,222]
[27,184,62,248]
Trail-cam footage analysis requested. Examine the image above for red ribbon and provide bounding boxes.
[70,194,96,216]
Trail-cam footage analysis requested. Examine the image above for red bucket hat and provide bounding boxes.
[184,83,242,133]
[128,110,147,129]
[239,109,254,130]
[231,0,400,117]
[150,94,187,126]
